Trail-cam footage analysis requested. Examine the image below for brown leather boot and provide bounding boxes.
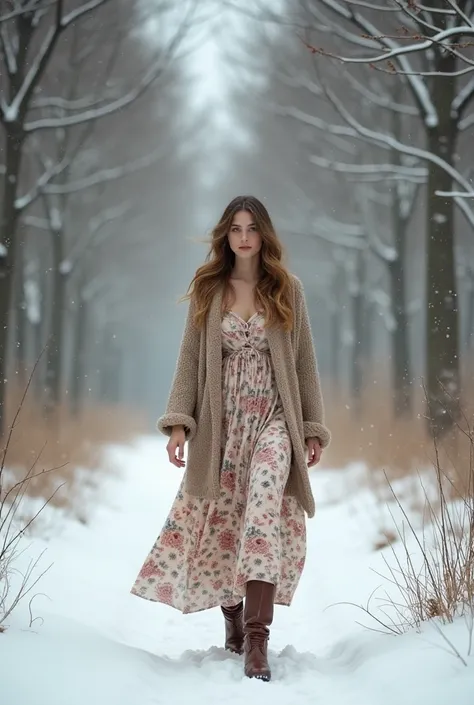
[221,602,244,655]
[243,581,275,681]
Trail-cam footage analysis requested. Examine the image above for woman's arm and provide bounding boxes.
[157,298,199,441]
[294,277,331,449]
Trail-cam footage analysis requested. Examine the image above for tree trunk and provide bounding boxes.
[14,241,28,389]
[350,249,366,412]
[329,263,344,389]
[44,232,65,414]
[330,304,341,388]
[0,129,24,437]
[70,291,88,417]
[387,102,413,417]
[425,54,460,438]
[466,270,474,353]
[99,323,122,405]
[389,211,412,417]
[33,259,48,403]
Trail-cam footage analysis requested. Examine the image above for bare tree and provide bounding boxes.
[0,0,198,434]
[294,0,474,436]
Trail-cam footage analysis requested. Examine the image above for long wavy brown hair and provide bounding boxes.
[185,195,293,330]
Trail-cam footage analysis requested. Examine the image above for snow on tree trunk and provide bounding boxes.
[425,54,460,438]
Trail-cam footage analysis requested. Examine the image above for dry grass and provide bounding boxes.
[2,386,147,511]
[323,379,474,503]
[326,380,474,638]
[370,429,474,636]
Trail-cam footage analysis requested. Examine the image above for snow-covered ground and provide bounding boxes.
[1,437,473,705]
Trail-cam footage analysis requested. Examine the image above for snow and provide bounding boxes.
[24,279,41,324]
[2,102,18,123]
[1,438,473,705]
[59,259,72,275]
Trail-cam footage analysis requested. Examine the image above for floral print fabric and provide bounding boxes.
[131,311,307,613]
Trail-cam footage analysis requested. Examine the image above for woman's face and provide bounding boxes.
[227,210,262,260]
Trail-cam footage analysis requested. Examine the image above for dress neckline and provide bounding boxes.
[226,310,262,326]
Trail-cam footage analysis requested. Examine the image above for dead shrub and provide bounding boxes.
[348,398,474,636]
[1,373,58,629]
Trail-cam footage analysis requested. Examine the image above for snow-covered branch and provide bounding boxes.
[445,0,474,28]
[24,5,194,132]
[321,85,474,225]
[312,23,474,67]
[343,71,419,117]
[22,216,51,231]
[459,112,474,131]
[0,22,17,74]
[280,87,474,225]
[451,76,474,119]
[14,157,70,211]
[42,146,168,195]
[2,1,65,123]
[60,0,111,27]
[309,155,427,182]
[276,104,371,144]
[315,0,438,126]
[435,190,474,198]
[0,1,55,24]
[30,91,120,113]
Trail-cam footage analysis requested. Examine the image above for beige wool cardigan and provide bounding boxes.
[158,275,331,518]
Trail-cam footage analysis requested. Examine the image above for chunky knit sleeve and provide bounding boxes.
[293,277,331,448]
[157,298,199,441]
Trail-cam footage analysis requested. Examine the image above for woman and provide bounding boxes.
[131,195,331,681]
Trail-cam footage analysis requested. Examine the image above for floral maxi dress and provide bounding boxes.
[131,311,307,613]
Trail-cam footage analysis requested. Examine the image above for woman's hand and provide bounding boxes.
[306,437,322,467]
[167,426,186,468]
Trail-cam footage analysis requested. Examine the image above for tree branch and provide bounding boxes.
[0,21,16,74]
[0,1,56,24]
[309,154,427,181]
[312,24,474,67]
[2,1,64,123]
[24,6,192,132]
[42,145,168,195]
[451,76,474,119]
[315,0,438,125]
[14,157,70,211]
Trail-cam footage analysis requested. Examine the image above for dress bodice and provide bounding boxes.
[221,311,269,355]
